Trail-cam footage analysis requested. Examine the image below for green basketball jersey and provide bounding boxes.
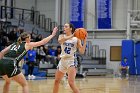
[4,42,27,61]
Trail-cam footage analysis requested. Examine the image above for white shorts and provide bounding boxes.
[57,58,77,73]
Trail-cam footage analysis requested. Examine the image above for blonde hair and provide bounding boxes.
[16,32,29,47]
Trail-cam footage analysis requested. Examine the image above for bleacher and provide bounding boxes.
[79,59,113,76]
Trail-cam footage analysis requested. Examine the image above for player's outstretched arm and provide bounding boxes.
[26,27,58,49]
[0,45,11,59]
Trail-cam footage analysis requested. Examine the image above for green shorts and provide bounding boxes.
[0,59,21,78]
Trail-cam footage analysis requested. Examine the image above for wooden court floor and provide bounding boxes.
[0,76,140,93]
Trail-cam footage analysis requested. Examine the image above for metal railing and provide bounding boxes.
[0,6,58,32]
[1,6,39,24]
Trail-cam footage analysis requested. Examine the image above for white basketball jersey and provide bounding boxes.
[60,36,78,59]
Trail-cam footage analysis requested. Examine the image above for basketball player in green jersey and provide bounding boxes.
[0,27,58,93]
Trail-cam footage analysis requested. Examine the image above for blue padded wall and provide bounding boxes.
[135,42,140,75]
[122,40,136,75]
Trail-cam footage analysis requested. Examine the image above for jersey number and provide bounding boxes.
[64,47,71,54]
[10,45,20,51]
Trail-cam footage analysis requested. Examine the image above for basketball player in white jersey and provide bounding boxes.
[53,23,87,93]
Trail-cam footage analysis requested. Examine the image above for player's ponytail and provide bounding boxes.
[16,32,29,48]
[69,23,75,34]
[17,37,22,44]
[16,36,22,50]
[20,32,29,41]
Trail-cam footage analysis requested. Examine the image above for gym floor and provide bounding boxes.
[0,76,139,93]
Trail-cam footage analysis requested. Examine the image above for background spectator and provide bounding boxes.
[27,48,37,80]
[55,46,61,65]
[38,46,46,64]
[35,34,43,42]
[8,28,18,42]
[119,57,129,78]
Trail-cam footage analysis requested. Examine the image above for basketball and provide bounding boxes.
[74,28,87,40]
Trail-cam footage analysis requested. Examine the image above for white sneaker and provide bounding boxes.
[31,75,36,79]
[28,75,31,80]
[126,74,129,77]
[40,61,43,64]
[82,71,88,78]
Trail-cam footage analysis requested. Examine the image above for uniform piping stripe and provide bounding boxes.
[15,50,27,61]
